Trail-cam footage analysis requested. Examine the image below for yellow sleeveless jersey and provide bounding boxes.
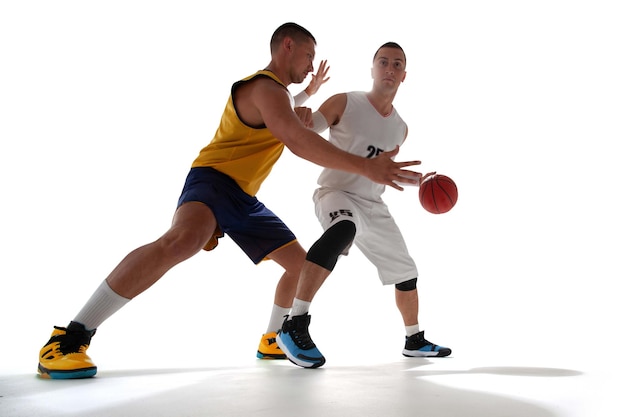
[191,70,289,196]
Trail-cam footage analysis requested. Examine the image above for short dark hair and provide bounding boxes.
[373,42,406,64]
[270,22,316,52]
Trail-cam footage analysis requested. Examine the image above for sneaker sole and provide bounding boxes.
[276,335,325,368]
[256,351,287,360]
[38,363,97,379]
[285,355,326,368]
[402,348,452,358]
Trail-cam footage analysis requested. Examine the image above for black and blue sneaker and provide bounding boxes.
[277,314,325,368]
[402,331,451,357]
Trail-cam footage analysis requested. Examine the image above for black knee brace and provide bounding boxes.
[306,220,356,271]
[395,278,417,291]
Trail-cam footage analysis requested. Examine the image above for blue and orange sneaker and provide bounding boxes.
[402,331,451,357]
[38,321,97,379]
[277,314,325,368]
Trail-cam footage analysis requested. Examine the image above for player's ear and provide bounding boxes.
[283,36,294,52]
[401,71,407,82]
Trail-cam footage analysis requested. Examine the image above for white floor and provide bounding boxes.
[1,332,622,417]
[0,360,616,417]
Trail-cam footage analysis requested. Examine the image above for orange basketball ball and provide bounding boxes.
[419,174,458,214]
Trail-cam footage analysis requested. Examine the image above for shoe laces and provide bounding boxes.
[290,317,316,350]
[406,331,431,348]
[52,327,93,355]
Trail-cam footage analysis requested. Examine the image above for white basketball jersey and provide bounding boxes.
[317,91,408,201]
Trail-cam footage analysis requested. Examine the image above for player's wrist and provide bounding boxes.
[293,91,309,107]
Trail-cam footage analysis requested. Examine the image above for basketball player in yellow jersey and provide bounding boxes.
[37,23,424,379]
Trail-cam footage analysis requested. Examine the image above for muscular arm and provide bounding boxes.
[239,77,420,190]
[317,93,347,127]
[306,93,345,133]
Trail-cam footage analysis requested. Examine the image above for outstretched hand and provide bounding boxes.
[305,60,330,96]
[366,146,423,191]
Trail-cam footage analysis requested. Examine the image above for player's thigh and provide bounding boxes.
[166,201,218,251]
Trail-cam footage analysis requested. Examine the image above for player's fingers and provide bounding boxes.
[395,160,422,168]
[388,181,404,191]
[396,170,420,185]
[419,172,436,186]
[380,147,422,168]
[317,59,327,73]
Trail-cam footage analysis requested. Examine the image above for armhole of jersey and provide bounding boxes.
[231,73,286,129]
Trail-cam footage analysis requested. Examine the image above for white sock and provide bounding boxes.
[266,304,291,333]
[405,324,420,337]
[73,280,130,331]
[289,298,311,318]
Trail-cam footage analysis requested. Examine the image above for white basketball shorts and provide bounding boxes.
[313,187,418,286]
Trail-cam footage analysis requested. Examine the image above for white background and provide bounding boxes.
[1,1,625,413]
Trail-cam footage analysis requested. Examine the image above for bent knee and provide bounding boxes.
[306,220,356,271]
[270,241,307,276]
[159,227,211,260]
[395,278,417,291]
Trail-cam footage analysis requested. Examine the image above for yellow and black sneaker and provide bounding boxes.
[256,331,286,359]
[38,321,97,379]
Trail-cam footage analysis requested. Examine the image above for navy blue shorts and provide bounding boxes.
[177,167,297,264]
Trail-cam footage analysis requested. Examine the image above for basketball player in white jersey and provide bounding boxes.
[277,42,451,368]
